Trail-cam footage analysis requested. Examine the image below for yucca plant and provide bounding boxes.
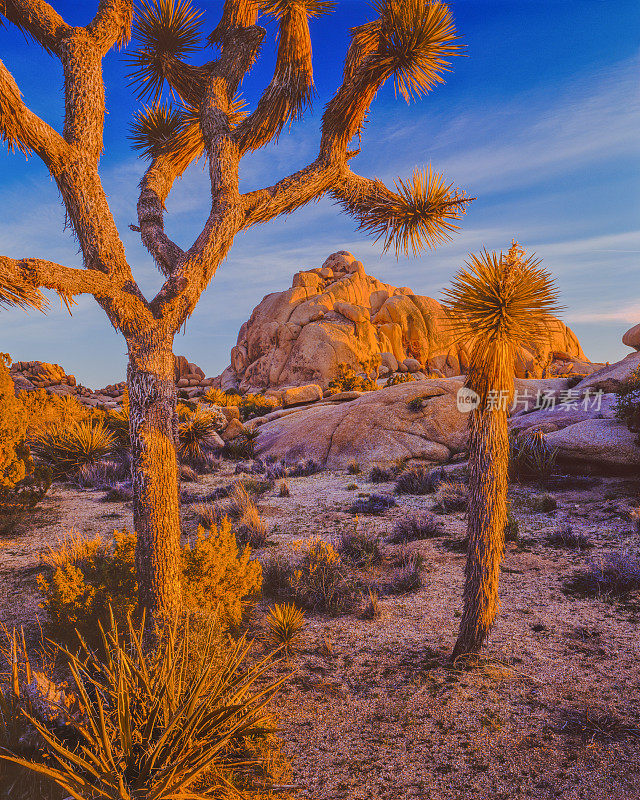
[265,603,306,656]
[0,613,286,799]
[178,405,224,461]
[442,242,561,658]
[30,419,115,478]
[509,428,558,482]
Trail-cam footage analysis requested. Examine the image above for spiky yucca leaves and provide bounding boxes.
[0,257,47,309]
[265,602,305,655]
[30,419,115,478]
[236,0,336,153]
[323,0,462,151]
[443,242,561,659]
[337,168,471,255]
[128,0,205,104]
[129,101,184,158]
[178,405,224,461]
[0,613,286,800]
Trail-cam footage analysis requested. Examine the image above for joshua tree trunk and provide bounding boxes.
[127,332,182,627]
[452,402,509,658]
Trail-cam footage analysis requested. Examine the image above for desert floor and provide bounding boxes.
[1,464,639,800]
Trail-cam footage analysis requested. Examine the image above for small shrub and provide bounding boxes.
[388,512,444,543]
[227,482,253,520]
[526,493,558,513]
[0,466,50,535]
[349,493,397,515]
[261,554,293,599]
[346,482,358,490]
[328,362,378,394]
[337,526,382,567]
[547,524,593,550]
[385,372,415,387]
[75,459,125,489]
[223,431,257,460]
[510,429,558,482]
[102,481,133,502]
[384,551,423,594]
[564,549,640,598]
[38,520,262,638]
[264,603,305,655]
[432,481,468,514]
[394,464,445,495]
[179,463,199,482]
[30,419,115,477]
[614,365,640,443]
[278,481,290,497]
[193,502,223,529]
[238,393,278,421]
[241,477,274,496]
[347,460,361,475]
[369,465,394,483]
[360,588,381,620]
[236,505,268,548]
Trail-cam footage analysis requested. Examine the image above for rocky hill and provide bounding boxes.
[218,250,594,393]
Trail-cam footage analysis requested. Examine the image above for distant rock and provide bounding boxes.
[220,250,594,393]
[546,420,640,468]
[622,323,640,351]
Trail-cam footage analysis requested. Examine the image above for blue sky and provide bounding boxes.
[0,0,638,388]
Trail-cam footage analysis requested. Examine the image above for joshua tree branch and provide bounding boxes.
[87,0,133,54]
[234,4,319,155]
[209,0,258,47]
[0,256,116,306]
[0,0,70,54]
[241,158,342,228]
[137,155,187,277]
[0,58,68,165]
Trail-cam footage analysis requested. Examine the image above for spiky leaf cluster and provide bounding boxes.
[257,0,336,20]
[1,613,285,800]
[128,0,203,103]
[338,168,471,255]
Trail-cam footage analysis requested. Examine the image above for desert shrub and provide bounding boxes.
[564,549,640,598]
[223,430,258,460]
[38,520,262,637]
[346,482,358,490]
[432,481,468,514]
[383,550,424,594]
[614,365,640,443]
[349,493,397,515]
[360,588,381,620]
[347,459,361,475]
[227,482,253,519]
[75,459,125,489]
[328,362,378,394]
[102,481,133,502]
[30,419,115,477]
[510,429,558,482]
[0,467,50,536]
[388,512,444,544]
[238,393,278,421]
[336,526,382,567]
[278,481,290,497]
[369,464,394,483]
[21,387,95,432]
[264,603,305,655]
[547,524,593,550]
[241,477,274,496]
[193,502,224,528]
[179,463,199,482]
[103,388,130,449]
[2,614,284,800]
[236,505,269,548]
[526,493,558,513]
[178,405,225,462]
[385,372,415,387]
[202,387,237,407]
[394,464,445,495]
[262,540,358,615]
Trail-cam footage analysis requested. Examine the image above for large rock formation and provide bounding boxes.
[222,251,592,393]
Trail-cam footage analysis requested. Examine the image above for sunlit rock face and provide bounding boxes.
[221,251,592,393]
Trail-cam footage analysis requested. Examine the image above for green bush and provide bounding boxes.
[38,519,262,638]
[385,372,415,387]
[328,362,378,394]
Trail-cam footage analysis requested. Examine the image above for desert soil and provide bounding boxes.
[1,464,639,800]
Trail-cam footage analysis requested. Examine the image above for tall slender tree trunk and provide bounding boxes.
[452,402,509,658]
[126,331,182,629]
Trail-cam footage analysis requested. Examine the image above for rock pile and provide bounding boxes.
[219,250,595,393]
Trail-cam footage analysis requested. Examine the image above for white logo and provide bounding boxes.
[457,387,480,412]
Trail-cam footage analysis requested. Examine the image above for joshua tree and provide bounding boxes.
[443,242,560,658]
[0,0,471,626]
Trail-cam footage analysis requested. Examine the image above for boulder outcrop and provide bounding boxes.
[220,251,593,392]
